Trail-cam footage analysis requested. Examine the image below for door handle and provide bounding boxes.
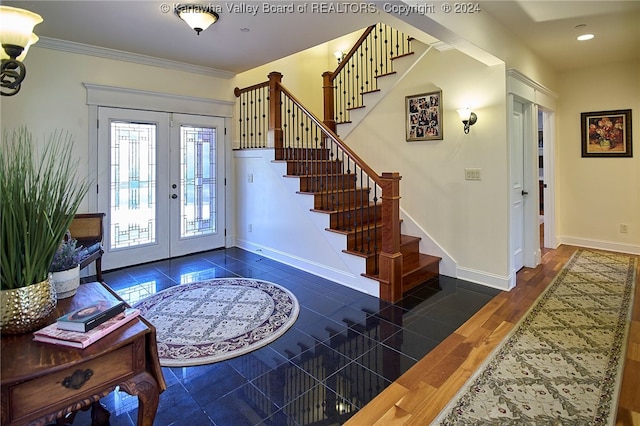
[522,190,528,196]
[171,194,178,199]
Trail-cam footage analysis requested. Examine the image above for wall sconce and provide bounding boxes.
[457,108,478,134]
[334,51,346,64]
[0,5,43,96]
[175,4,219,35]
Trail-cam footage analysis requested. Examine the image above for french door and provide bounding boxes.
[97,107,225,270]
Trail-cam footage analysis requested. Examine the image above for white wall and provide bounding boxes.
[556,59,640,254]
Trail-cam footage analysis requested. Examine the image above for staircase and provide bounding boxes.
[234,24,441,302]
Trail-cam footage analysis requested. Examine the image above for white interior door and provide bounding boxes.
[97,107,225,270]
[510,99,525,272]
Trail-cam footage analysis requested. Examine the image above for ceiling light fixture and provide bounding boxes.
[175,4,219,35]
[575,24,594,42]
[0,5,43,96]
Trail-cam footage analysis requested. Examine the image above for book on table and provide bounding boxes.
[57,299,127,332]
[33,308,141,349]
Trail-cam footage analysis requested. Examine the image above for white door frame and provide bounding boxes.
[507,70,558,284]
[84,83,235,269]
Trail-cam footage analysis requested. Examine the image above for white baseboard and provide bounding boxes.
[558,236,640,256]
[234,238,380,297]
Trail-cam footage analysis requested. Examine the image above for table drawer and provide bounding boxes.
[9,344,135,422]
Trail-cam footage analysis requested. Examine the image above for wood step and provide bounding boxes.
[364,253,441,295]
[344,234,421,275]
[275,147,331,161]
[317,202,382,230]
[284,159,343,176]
[292,173,357,192]
[300,187,371,211]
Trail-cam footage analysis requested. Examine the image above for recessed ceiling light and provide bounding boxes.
[577,34,595,41]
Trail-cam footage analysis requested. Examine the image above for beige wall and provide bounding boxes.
[556,58,640,253]
[344,48,511,278]
[0,46,235,211]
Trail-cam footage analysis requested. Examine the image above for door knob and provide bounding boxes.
[172,184,177,189]
[522,190,528,196]
[171,194,178,199]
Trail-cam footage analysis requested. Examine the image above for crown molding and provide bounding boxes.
[36,37,235,79]
[506,69,557,100]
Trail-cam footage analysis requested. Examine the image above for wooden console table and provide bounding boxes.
[1,282,166,426]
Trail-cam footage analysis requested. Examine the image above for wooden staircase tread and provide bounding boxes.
[296,187,370,196]
[282,172,347,177]
[403,253,441,273]
[326,223,383,236]
[346,105,366,111]
[363,253,441,283]
[390,51,415,60]
[375,71,397,79]
[361,89,381,95]
[310,201,379,214]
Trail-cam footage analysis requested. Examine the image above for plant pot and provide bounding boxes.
[51,264,81,299]
[0,277,57,334]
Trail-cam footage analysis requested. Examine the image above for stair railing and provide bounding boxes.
[235,72,403,301]
[322,23,413,131]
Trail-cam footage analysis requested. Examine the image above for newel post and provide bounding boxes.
[322,71,336,133]
[268,71,283,151]
[378,172,403,302]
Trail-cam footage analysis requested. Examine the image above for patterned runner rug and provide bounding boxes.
[133,278,299,367]
[433,249,637,425]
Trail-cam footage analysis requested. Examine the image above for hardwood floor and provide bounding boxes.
[345,244,640,425]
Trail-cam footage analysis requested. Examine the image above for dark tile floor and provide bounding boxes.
[79,247,500,426]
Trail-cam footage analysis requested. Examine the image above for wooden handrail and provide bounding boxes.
[277,82,381,186]
[332,24,376,78]
[234,81,269,97]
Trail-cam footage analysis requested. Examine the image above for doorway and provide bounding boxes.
[97,107,226,270]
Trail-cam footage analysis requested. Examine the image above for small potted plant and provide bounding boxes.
[50,232,85,299]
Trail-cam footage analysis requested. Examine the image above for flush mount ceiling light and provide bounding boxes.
[457,108,478,134]
[575,24,594,41]
[0,5,43,96]
[175,4,219,35]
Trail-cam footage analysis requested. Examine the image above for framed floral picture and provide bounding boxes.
[581,109,632,157]
[406,90,442,141]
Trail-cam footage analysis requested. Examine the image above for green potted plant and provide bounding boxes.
[0,127,91,334]
[49,232,84,299]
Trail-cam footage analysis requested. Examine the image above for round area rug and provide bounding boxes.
[133,278,299,367]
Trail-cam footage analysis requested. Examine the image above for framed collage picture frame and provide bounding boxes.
[406,90,442,141]
[581,109,632,157]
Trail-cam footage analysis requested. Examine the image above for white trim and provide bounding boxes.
[506,69,557,105]
[84,83,234,117]
[234,238,380,297]
[558,237,640,256]
[456,266,513,291]
[37,37,235,79]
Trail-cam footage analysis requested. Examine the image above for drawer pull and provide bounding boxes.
[62,369,94,390]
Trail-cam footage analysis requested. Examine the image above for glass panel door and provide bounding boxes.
[110,121,157,249]
[97,109,225,270]
[170,114,225,257]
